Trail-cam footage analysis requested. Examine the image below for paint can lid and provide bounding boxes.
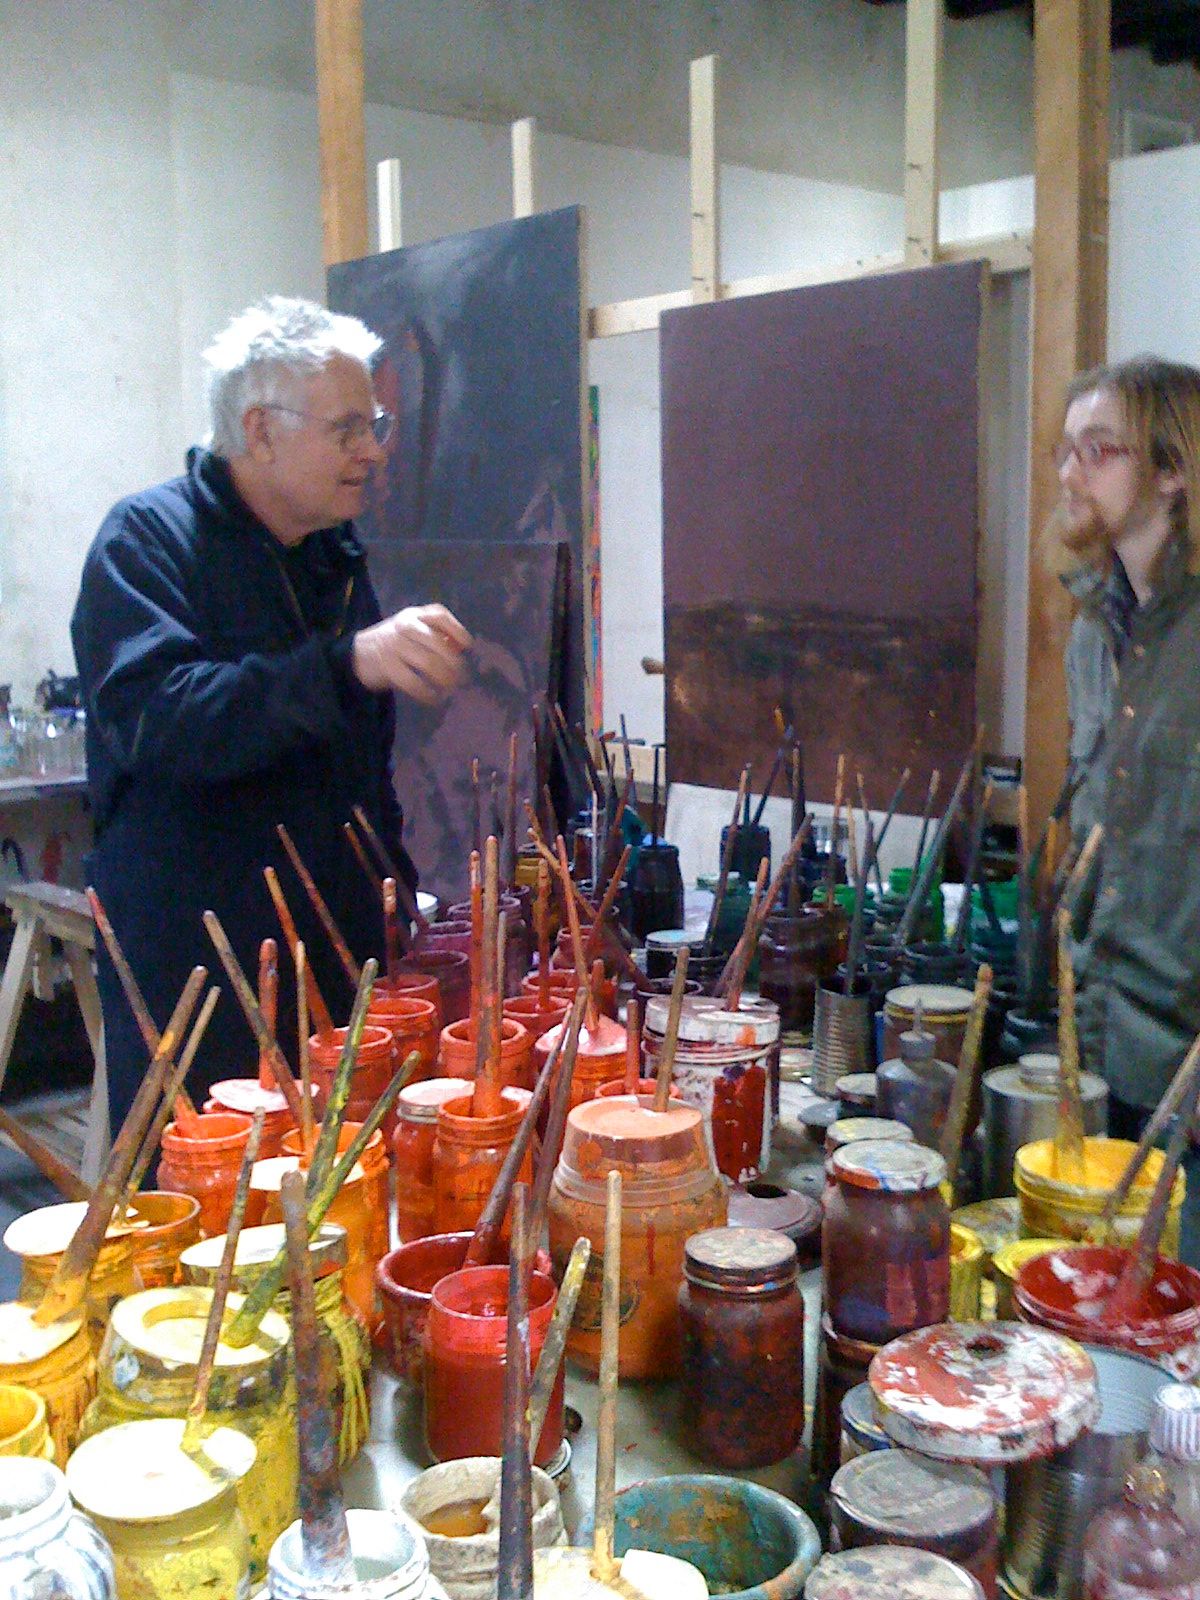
[830,1447,996,1541]
[870,1321,1099,1464]
[804,1546,985,1599]
[885,984,975,1017]
[66,1418,255,1521]
[684,1226,797,1290]
[831,1139,947,1194]
[826,1117,914,1154]
[841,1382,892,1453]
[644,993,780,1046]
[398,1077,474,1122]
[835,1073,877,1104]
[1151,1383,1200,1459]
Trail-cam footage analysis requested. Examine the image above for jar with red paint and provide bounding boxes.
[393,1078,472,1244]
[308,1024,398,1145]
[678,1226,804,1468]
[1083,1463,1200,1598]
[366,992,440,1086]
[823,1138,950,1345]
[431,1089,534,1238]
[397,950,471,1024]
[424,1264,563,1468]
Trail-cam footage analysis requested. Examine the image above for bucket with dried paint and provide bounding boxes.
[812,977,874,1097]
[267,1507,447,1599]
[991,1239,1060,1322]
[1014,1136,1185,1255]
[0,1455,114,1599]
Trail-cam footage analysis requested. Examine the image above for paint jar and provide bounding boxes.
[179,1222,369,1468]
[1014,1136,1185,1255]
[0,1305,96,1467]
[123,1193,202,1290]
[393,1078,474,1244]
[533,1012,628,1117]
[678,1227,804,1468]
[876,1023,957,1149]
[757,908,842,1036]
[840,1382,893,1465]
[991,1238,1060,1321]
[534,1546,708,1600]
[805,1547,985,1599]
[502,991,570,1044]
[835,1072,877,1115]
[157,1111,253,1238]
[4,1204,140,1353]
[429,1089,534,1239]
[438,1016,534,1091]
[66,1418,254,1600]
[366,991,441,1085]
[629,841,684,942]
[548,951,622,1015]
[726,1181,823,1268]
[950,1224,985,1321]
[643,928,704,983]
[79,1287,294,1583]
[698,870,753,957]
[267,1507,446,1600]
[981,1054,1108,1200]
[398,951,471,1025]
[0,1456,114,1600]
[901,941,975,987]
[378,971,444,1028]
[547,1095,727,1379]
[1082,1463,1200,1599]
[447,895,529,997]
[882,985,975,1072]
[830,1449,999,1596]
[308,1023,399,1145]
[1000,1007,1058,1065]
[814,1316,880,1491]
[823,1118,915,1204]
[424,1264,563,1467]
[812,976,875,1096]
[824,1139,950,1345]
[643,994,779,1183]
[203,1078,302,1161]
[0,1386,54,1460]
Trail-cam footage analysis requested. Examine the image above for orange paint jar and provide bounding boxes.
[125,1192,202,1289]
[437,1018,534,1092]
[367,993,440,1085]
[202,1083,300,1162]
[431,1089,535,1238]
[393,1078,473,1244]
[547,1094,727,1380]
[157,1112,253,1238]
[502,993,570,1044]
[546,955,618,1017]
[532,1013,628,1115]
[378,971,444,1027]
[308,1023,399,1146]
[398,951,471,1024]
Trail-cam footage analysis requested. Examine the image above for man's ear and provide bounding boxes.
[241,405,275,462]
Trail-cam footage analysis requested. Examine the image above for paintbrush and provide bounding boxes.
[467,849,483,1039]
[342,819,383,898]
[856,773,885,900]
[787,746,804,917]
[843,812,876,998]
[845,799,860,889]
[497,1184,534,1600]
[121,986,222,1206]
[181,1107,264,1467]
[704,767,750,953]
[86,888,201,1130]
[383,878,405,980]
[591,1170,623,1586]
[256,939,278,1093]
[202,911,307,1130]
[528,1236,590,1461]
[527,990,587,1245]
[1060,823,1104,917]
[718,815,815,1007]
[303,958,378,1199]
[824,754,846,912]
[534,859,552,1013]
[716,857,768,1008]
[585,845,631,965]
[595,772,634,891]
[471,757,483,861]
[295,943,316,1160]
[654,947,689,1112]
[263,867,336,1037]
[33,966,207,1326]
[524,813,652,995]
[750,725,795,832]
[939,964,993,1201]
[623,999,641,1094]
[893,748,974,950]
[472,836,505,1120]
[466,1029,564,1266]
[349,806,431,938]
[1097,1030,1200,1244]
[280,1166,356,1587]
[555,835,590,993]
[276,824,361,987]
[1053,910,1086,1184]
[952,779,995,953]
[649,745,662,846]
[870,766,912,874]
[503,731,520,888]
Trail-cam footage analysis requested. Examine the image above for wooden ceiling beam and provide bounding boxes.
[315,0,369,269]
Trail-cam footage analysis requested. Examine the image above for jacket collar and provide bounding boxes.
[186,446,365,565]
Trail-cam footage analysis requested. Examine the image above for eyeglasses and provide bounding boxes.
[1053,436,1134,473]
[263,404,395,450]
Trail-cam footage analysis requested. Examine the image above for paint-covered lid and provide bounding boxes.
[804,1546,985,1599]
[561,1094,705,1167]
[206,1076,290,1116]
[0,1301,83,1365]
[4,1200,143,1260]
[398,1077,473,1122]
[644,993,780,1047]
[830,1139,947,1194]
[684,1226,797,1290]
[180,1221,347,1284]
[826,1118,914,1155]
[110,1286,289,1368]
[885,985,974,1018]
[982,1059,1107,1101]
[870,1321,1099,1464]
[538,1013,628,1059]
[66,1417,254,1521]
[841,1383,892,1455]
[835,1073,877,1103]
[950,1197,1021,1264]
[830,1448,996,1541]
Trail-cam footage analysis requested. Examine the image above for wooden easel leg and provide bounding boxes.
[64,942,109,1184]
[0,916,41,1101]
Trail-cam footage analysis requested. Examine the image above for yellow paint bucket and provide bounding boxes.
[0,1383,55,1459]
[992,1239,1061,1321]
[951,1197,1022,1275]
[4,1201,141,1352]
[0,1303,96,1465]
[949,1224,984,1320]
[1014,1137,1185,1255]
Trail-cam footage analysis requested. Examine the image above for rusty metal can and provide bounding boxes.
[814,1315,879,1492]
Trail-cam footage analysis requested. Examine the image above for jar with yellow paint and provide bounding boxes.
[0,1303,96,1466]
[0,1384,56,1460]
[65,1417,254,1600]
[4,1203,140,1352]
[79,1287,294,1586]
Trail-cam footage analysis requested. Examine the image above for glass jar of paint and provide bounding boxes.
[757,908,842,1035]
[438,1017,535,1091]
[0,1456,114,1599]
[307,1024,398,1145]
[393,1078,473,1244]
[377,972,444,1028]
[1083,1464,1200,1599]
[532,1013,628,1114]
[0,1304,96,1467]
[4,1204,141,1355]
[824,1138,950,1345]
[122,1194,202,1290]
[678,1227,804,1468]
[156,1112,253,1238]
[397,950,471,1025]
[366,992,441,1088]
[431,1088,534,1239]
[424,1264,563,1468]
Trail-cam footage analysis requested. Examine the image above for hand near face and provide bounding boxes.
[351,604,473,703]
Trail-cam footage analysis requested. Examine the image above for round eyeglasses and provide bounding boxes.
[264,404,395,451]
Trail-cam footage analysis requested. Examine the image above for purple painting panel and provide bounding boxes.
[661,260,983,803]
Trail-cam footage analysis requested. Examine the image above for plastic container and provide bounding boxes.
[439,1017,534,1092]
[393,1078,473,1243]
[122,1193,202,1290]
[267,1507,447,1599]
[1082,1462,1200,1598]
[1145,1384,1200,1535]
[0,1456,114,1599]
[876,1022,957,1150]
[1015,1137,1184,1255]
[446,894,529,995]
[308,1023,399,1144]
[431,1088,534,1239]
[378,972,444,1027]
[547,1094,727,1378]
[424,1264,563,1468]
[367,991,441,1086]
[156,1112,253,1238]
[202,1079,296,1161]
[0,1305,96,1467]
[502,992,570,1044]
[0,1386,54,1461]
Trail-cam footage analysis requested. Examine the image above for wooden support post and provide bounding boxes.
[315,0,369,268]
[689,56,719,302]
[1025,0,1110,831]
[376,159,402,253]
[512,118,537,218]
[904,0,943,266]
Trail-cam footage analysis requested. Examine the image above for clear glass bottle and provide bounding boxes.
[1083,1464,1200,1598]
[1143,1384,1200,1535]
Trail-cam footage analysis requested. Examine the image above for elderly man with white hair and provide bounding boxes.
[72,296,471,1136]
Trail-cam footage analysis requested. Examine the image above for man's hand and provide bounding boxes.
[351,604,473,704]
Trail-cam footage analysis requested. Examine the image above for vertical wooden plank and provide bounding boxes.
[689,56,720,302]
[376,158,402,253]
[578,207,597,729]
[512,118,538,218]
[1025,0,1110,831]
[904,0,943,266]
[315,0,369,268]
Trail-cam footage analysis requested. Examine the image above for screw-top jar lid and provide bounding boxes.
[66,1418,255,1522]
[831,1139,947,1193]
[1151,1383,1200,1459]
[1017,1052,1061,1089]
[886,984,975,1017]
[830,1448,996,1540]
[644,993,781,1046]
[805,1546,985,1599]
[826,1117,914,1154]
[683,1226,797,1290]
[398,1077,473,1122]
[835,1073,878,1102]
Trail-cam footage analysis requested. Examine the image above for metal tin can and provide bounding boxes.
[805,1545,985,1598]
[981,1054,1107,1200]
[840,1382,893,1464]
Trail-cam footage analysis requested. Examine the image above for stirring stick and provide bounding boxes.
[845,800,860,889]
[498,1185,533,1600]
[295,943,316,1160]
[471,758,483,860]
[0,1107,90,1204]
[472,836,504,1120]
[654,947,690,1112]
[383,878,404,981]
[1099,1030,1200,1242]
[468,850,483,1040]
[350,806,431,936]
[1060,823,1104,916]
[256,939,278,1091]
[503,731,520,889]
[527,991,587,1243]
[466,1031,564,1265]
[704,767,750,952]
[953,779,995,952]
[623,999,641,1094]
[86,888,201,1129]
[584,846,631,964]
[910,768,942,888]
[304,958,378,1198]
[524,818,652,995]
[181,1107,265,1463]
[263,867,335,1037]
[121,985,222,1205]
[203,911,307,1129]
[535,859,552,1013]
[718,814,816,1008]
[342,819,383,898]
[591,1170,623,1585]
[280,1167,356,1587]
[528,1236,591,1460]
[33,966,207,1326]
[893,749,973,950]
[824,755,846,911]
[1054,910,1086,1183]
[939,964,994,1199]
[276,824,361,987]
[555,835,589,990]
[718,857,768,1009]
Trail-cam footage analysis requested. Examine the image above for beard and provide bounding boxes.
[1049,495,1116,571]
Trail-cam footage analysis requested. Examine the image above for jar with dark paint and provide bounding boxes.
[629,843,684,942]
[678,1227,804,1469]
[756,908,841,1036]
[813,1315,879,1492]
[823,1139,950,1345]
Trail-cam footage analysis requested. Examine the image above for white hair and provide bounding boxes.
[203,295,383,457]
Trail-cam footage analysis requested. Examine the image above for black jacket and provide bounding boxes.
[72,448,413,1126]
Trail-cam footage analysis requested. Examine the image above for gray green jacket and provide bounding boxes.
[1065,532,1200,1109]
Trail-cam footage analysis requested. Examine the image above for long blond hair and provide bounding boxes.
[1043,355,1200,577]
